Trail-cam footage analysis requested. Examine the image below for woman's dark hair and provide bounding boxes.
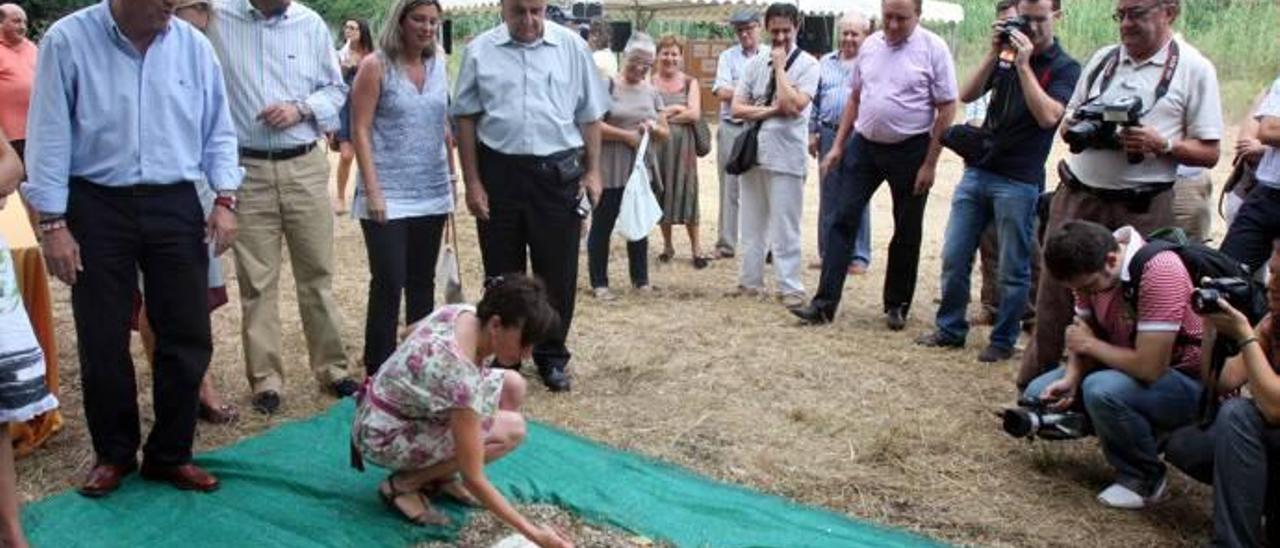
[1043,220,1119,282]
[477,274,560,346]
[348,19,374,54]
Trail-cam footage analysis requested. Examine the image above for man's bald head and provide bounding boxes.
[0,3,28,45]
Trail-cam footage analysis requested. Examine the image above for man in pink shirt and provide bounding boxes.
[792,0,958,330]
[0,3,34,163]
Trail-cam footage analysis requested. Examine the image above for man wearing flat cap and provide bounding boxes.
[712,10,766,259]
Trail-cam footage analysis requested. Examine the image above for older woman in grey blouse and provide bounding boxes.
[350,0,455,373]
[587,33,669,300]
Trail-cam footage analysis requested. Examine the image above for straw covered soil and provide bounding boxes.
[17,128,1240,547]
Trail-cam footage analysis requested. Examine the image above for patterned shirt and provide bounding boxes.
[206,0,347,150]
[712,43,765,122]
[851,27,958,144]
[1073,227,1204,375]
[22,1,241,215]
[809,51,857,134]
[451,21,608,157]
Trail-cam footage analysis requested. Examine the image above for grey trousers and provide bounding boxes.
[1172,171,1214,243]
[716,121,748,254]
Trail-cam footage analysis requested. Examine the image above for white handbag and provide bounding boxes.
[435,214,466,304]
[614,131,662,242]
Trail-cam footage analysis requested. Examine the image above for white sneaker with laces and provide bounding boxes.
[1097,477,1168,509]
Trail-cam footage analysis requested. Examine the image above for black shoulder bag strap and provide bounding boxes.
[763,47,804,108]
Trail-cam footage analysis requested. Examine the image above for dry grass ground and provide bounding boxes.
[16,127,1242,547]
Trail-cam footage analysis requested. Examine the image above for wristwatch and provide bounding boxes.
[292,100,315,122]
[1162,138,1175,155]
[214,192,238,213]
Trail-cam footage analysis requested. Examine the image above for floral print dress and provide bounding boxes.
[352,305,505,471]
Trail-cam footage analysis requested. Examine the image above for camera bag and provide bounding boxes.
[726,48,802,176]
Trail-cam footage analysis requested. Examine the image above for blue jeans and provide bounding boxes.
[1024,366,1201,495]
[816,126,870,266]
[935,167,1038,350]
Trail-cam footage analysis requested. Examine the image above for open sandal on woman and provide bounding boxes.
[424,477,483,507]
[380,476,450,526]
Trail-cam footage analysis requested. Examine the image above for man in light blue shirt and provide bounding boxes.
[22,0,240,497]
[451,0,608,392]
[206,0,354,414]
[711,10,764,259]
[809,12,872,275]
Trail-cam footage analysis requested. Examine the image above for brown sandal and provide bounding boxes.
[380,476,450,526]
[422,477,482,508]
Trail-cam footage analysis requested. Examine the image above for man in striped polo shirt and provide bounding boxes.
[1022,220,1203,510]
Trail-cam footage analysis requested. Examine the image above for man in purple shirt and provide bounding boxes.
[792,0,958,330]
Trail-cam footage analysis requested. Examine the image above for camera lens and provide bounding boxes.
[1002,408,1039,438]
[1192,288,1221,314]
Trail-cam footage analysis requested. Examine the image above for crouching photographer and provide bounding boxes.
[1019,0,1223,389]
[1164,242,1280,547]
[1016,221,1204,509]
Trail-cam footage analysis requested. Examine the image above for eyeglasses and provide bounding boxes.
[1112,2,1162,22]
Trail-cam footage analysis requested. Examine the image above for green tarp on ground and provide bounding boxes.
[22,401,941,547]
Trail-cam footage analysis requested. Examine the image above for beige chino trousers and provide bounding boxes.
[234,145,349,394]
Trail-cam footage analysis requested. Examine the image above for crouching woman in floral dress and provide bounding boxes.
[351,274,571,547]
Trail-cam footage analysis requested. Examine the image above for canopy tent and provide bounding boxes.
[442,0,965,27]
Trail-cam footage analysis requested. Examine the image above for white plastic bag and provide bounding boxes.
[614,131,662,242]
[435,214,466,304]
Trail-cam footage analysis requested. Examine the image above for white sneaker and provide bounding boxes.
[1097,477,1168,509]
[592,287,617,301]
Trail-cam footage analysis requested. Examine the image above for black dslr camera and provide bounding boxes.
[1191,277,1254,315]
[998,15,1031,45]
[1063,95,1145,163]
[1001,397,1092,441]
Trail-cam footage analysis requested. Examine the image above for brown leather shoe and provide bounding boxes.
[140,463,220,492]
[78,462,138,498]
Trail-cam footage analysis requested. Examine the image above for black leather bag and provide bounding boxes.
[726,49,801,176]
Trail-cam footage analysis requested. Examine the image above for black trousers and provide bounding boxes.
[476,145,583,373]
[360,214,447,375]
[813,133,930,314]
[586,187,648,289]
[67,179,210,467]
[1220,185,1280,273]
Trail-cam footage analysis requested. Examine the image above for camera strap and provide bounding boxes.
[1083,40,1180,114]
[764,47,804,106]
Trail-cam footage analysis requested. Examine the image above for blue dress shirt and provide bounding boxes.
[22,1,241,215]
[450,22,608,157]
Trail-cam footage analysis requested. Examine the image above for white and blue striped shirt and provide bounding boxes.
[206,0,346,150]
[22,1,241,215]
[809,51,857,134]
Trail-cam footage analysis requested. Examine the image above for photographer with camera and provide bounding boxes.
[914,0,1079,363]
[1163,242,1280,546]
[1021,221,1204,509]
[1018,0,1222,388]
